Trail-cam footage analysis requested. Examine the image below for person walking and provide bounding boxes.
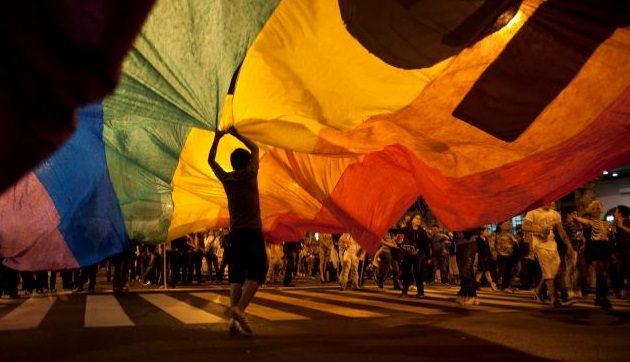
[208,126,266,334]
[522,202,575,308]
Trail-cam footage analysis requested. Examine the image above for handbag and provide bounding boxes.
[401,244,418,256]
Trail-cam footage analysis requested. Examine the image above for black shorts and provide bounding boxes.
[228,228,267,284]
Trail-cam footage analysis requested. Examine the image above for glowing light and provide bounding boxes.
[612,172,619,177]
[603,171,609,175]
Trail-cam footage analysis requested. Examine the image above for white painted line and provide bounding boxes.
[139,294,224,324]
[375,288,511,312]
[256,291,385,318]
[191,292,309,321]
[284,290,446,315]
[0,297,56,330]
[85,295,134,328]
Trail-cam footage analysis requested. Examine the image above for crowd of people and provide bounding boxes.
[2,201,629,311]
[366,200,630,309]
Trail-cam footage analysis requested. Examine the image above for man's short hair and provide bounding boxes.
[230,148,251,170]
[617,205,630,218]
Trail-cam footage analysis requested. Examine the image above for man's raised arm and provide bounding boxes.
[208,130,226,177]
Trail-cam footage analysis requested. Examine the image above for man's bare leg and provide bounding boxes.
[237,280,259,312]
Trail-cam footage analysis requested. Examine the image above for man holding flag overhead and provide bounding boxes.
[208,126,266,335]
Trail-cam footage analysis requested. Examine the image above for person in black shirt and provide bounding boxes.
[389,213,429,298]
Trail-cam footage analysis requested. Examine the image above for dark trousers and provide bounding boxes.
[431,255,449,284]
[189,251,203,283]
[592,259,611,301]
[283,249,298,286]
[49,271,57,291]
[401,254,424,296]
[456,242,477,297]
[218,248,231,282]
[204,253,219,281]
[35,271,49,292]
[112,254,131,291]
[377,251,401,289]
[20,271,35,293]
[61,269,78,290]
[168,251,182,287]
[0,262,20,297]
[610,251,624,296]
[77,264,98,291]
[142,252,161,284]
[498,254,520,290]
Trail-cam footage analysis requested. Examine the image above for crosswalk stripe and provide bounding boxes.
[0,297,56,331]
[85,295,134,328]
[427,288,630,311]
[191,292,309,321]
[371,288,511,312]
[283,290,446,315]
[257,291,386,318]
[139,294,224,324]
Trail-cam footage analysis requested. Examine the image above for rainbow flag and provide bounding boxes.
[2,0,630,270]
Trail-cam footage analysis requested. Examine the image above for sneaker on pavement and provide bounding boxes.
[600,298,613,310]
[228,318,242,334]
[231,306,253,334]
[532,290,545,304]
[463,296,480,306]
[553,299,577,308]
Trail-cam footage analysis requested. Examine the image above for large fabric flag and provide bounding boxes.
[2,0,630,270]
[0,0,280,270]
[232,0,630,248]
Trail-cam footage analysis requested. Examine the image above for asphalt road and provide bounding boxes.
[1,277,629,362]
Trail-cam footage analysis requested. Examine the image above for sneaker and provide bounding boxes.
[231,306,253,334]
[600,298,613,310]
[228,318,242,334]
[532,290,545,304]
[553,299,577,308]
[463,296,480,306]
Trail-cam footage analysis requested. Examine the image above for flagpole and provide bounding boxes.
[163,242,168,290]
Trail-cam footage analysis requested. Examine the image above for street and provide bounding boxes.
[1,277,630,362]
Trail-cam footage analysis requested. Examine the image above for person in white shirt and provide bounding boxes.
[522,202,574,307]
[339,233,361,290]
